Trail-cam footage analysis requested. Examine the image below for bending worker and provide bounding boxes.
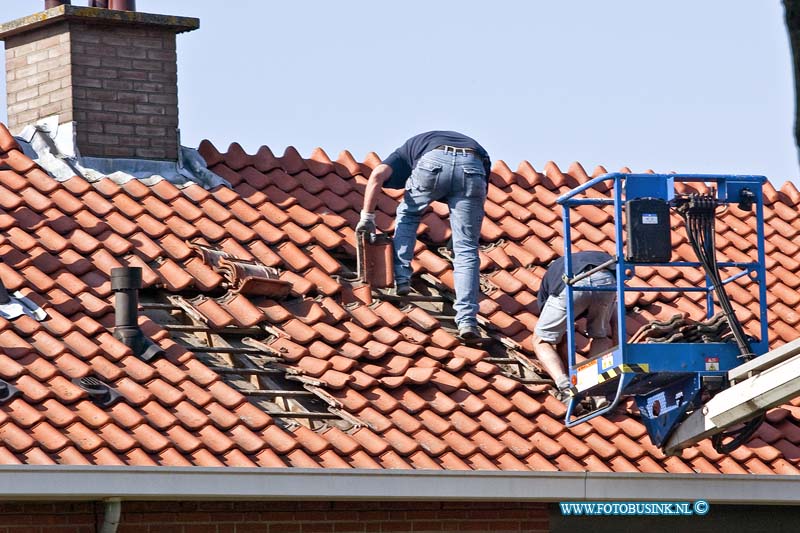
[356,131,491,340]
[533,250,617,400]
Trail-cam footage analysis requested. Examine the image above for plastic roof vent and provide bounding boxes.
[74,376,122,407]
[0,380,21,404]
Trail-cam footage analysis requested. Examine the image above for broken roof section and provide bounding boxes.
[1,121,800,473]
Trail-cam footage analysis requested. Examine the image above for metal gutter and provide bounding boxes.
[0,466,799,504]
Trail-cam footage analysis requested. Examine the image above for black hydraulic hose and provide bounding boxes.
[679,195,752,359]
[711,413,765,454]
[676,193,761,454]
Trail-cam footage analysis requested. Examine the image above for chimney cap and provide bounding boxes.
[0,4,198,41]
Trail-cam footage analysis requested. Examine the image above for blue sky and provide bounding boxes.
[1,1,797,183]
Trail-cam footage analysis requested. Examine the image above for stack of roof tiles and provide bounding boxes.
[1,121,799,474]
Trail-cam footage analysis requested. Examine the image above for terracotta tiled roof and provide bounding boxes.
[1,121,800,474]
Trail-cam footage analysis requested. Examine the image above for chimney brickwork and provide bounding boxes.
[0,6,197,160]
[5,24,72,129]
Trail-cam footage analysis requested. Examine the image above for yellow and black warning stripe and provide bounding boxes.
[596,363,650,384]
[566,363,650,397]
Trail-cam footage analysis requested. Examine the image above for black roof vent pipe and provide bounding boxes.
[89,1,137,9]
[86,1,137,11]
[111,267,163,362]
[110,0,136,11]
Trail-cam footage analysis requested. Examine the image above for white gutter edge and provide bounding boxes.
[0,466,798,504]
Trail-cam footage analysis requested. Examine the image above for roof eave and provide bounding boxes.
[0,466,798,504]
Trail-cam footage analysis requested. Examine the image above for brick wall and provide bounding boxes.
[4,20,180,160]
[69,22,179,160]
[4,23,73,132]
[0,501,550,532]
[0,502,96,532]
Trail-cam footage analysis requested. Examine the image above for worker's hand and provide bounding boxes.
[356,210,376,234]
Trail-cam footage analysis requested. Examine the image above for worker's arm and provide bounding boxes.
[357,163,393,233]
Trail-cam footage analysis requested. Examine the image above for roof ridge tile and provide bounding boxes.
[279,146,307,175]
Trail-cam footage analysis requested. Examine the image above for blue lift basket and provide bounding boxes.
[556,173,769,448]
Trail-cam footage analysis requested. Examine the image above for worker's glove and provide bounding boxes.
[356,210,376,234]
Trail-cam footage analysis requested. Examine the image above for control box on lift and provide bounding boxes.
[625,198,671,263]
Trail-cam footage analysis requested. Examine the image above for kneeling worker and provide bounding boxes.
[533,250,617,401]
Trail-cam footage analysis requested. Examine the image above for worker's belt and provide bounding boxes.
[434,145,480,155]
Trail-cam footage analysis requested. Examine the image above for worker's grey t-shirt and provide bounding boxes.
[537,251,615,311]
[382,131,491,189]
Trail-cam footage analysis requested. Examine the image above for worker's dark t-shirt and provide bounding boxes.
[382,130,491,189]
[537,251,615,311]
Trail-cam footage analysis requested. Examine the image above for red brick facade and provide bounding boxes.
[0,501,550,532]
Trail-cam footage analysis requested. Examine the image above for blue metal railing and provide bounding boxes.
[557,172,769,394]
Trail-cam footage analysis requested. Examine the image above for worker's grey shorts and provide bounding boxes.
[535,270,616,344]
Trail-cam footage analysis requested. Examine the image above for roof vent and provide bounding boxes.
[74,376,122,406]
[87,1,136,11]
[0,380,21,404]
[112,0,136,10]
[111,266,164,361]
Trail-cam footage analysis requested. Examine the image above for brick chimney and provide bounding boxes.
[0,4,198,160]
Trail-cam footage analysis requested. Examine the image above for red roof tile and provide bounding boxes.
[1,124,800,475]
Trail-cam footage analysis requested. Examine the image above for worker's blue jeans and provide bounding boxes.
[394,149,486,329]
[535,270,617,344]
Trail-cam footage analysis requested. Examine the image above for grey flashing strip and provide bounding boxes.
[0,466,799,504]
